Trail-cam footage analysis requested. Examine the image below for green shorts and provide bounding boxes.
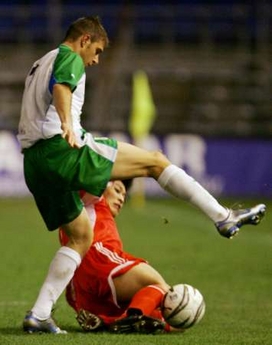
[23,134,117,231]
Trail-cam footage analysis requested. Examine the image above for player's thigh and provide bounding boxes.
[114,263,169,301]
[111,141,170,180]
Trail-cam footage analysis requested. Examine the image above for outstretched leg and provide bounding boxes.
[111,142,266,238]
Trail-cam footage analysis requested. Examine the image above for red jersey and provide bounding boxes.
[59,195,146,316]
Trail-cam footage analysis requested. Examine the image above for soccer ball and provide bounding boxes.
[161,283,205,329]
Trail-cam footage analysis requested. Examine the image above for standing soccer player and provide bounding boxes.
[18,16,265,334]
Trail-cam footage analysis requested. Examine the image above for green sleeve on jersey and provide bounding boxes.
[52,45,85,91]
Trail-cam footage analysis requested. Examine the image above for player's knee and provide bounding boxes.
[67,229,93,257]
[149,150,170,179]
[151,282,170,293]
[80,232,93,253]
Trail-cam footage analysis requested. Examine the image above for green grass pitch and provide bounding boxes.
[0,196,271,345]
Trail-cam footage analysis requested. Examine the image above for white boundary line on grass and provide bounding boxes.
[0,301,29,306]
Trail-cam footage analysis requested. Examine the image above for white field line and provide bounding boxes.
[0,301,29,306]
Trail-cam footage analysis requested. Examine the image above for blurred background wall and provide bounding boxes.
[0,0,271,197]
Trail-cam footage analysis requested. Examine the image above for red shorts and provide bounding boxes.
[66,241,146,317]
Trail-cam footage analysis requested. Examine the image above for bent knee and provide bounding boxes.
[149,150,170,179]
[62,208,94,257]
[66,230,93,257]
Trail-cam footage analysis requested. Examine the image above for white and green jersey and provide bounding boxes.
[18,45,85,149]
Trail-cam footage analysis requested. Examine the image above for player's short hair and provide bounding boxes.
[122,179,133,192]
[64,16,109,46]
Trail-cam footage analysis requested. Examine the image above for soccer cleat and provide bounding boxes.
[215,204,266,239]
[109,314,165,334]
[23,311,67,334]
[135,315,166,334]
[109,315,140,333]
[76,309,105,332]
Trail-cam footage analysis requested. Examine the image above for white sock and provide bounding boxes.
[32,246,81,320]
[158,164,228,222]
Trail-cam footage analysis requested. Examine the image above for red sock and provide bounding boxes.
[127,285,165,316]
[95,284,165,326]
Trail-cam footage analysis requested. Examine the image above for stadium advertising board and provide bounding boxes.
[0,131,271,198]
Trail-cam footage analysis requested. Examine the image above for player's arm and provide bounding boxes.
[51,47,84,148]
[53,83,79,148]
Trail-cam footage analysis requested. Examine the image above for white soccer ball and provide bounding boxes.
[161,283,206,329]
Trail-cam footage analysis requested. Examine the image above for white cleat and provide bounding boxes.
[215,204,266,239]
[23,311,67,334]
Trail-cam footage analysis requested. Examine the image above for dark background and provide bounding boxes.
[0,0,271,137]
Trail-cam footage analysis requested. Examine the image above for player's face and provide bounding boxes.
[80,36,105,67]
[104,181,127,217]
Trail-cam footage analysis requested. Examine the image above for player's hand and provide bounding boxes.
[61,123,80,148]
[76,309,104,332]
[76,309,90,331]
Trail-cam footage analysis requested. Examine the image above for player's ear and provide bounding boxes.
[81,34,90,47]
